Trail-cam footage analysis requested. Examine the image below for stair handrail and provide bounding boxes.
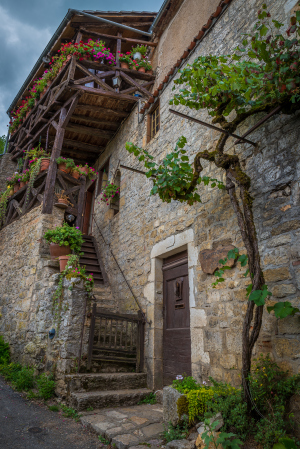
[91,216,148,324]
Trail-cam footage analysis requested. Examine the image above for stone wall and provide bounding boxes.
[0,153,17,191]
[0,206,87,376]
[92,0,300,389]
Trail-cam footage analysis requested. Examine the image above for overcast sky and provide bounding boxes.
[0,0,162,138]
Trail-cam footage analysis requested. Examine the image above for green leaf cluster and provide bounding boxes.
[125,138,224,205]
[43,222,84,253]
[170,9,300,116]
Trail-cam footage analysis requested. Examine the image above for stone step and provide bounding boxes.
[65,372,147,393]
[71,388,152,411]
[80,403,164,449]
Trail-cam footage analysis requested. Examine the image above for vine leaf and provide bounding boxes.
[267,301,299,319]
[249,285,272,306]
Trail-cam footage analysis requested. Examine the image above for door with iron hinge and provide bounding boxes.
[163,251,191,385]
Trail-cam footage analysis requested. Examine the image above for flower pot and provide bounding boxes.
[138,67,146,73]
[66,55,72,62]
[79,167,89,176]
[58,198,68,206]
[49,243,71,260]
[71,170,80,179]
[58,162,71,174]
[120,62,129,69]
[13,184,20,193]
[133,51,142,61]
[19,181,25,188]
[59,255,70,272]
[131,66,137,71]
[40,158,50,171]
[47,80,52,88]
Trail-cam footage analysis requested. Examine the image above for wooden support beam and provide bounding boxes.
[62,147,102,160]
[121,80,154,95]
[75,103,128,117]
[70,84,138,103]
[79,27,157,47]
[80,60,155,80]
[61,93,81,129]
[65,123,115,139]
[119,71,152,98]
[76,63,115,92]
[76,176,86,229]
[70,114,119,128]
[42,108,67,214]
[63,138,104,153]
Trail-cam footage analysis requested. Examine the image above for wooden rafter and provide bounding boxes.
[76,63,115,92]
[70,84,138,102]
[119,71,152,98]
[70,115,119,128]
[65,123,115,139]
[79,27,157,47]
[63,138,104,153]
[75,103,128,117]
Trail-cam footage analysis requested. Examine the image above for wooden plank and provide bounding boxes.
[72,21,153,29]
[11,200,22,216]
[42,108,67,214]
[76,175,86,229]
[88,303,96,369]
[61,147,102,159]
[119,71,151,98]
[79,27,157,47]
[66,123,115,139]
[91,236,108,284]
[61,93,81,129]
[73,76,95,85]
[70,115,119,128]
[76,63,115,92]
[80,59,155,80]
[75,103,128,117]
[121,80,154,95]
[70,84,138,103]
[63,138,104,153]
[57,173,77,207]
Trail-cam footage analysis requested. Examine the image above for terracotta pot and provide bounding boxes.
[49,243,71,260]
[66,55,72,62]
[20,181,25,188]
[58,162,71,174]
[40,158,50,171]
[79,167,89,175]
[59,255,70,272]
[47,80,52,88]
[131,66,137,71]
[138,67,146,73]
[71,170,80,179]
[120,62,129,69]
[58,198,68,206]
[13,184,20,193]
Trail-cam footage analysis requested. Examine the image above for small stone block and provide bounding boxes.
[130,416,149,425]
[112,434,139,449]
[141,422,164,438]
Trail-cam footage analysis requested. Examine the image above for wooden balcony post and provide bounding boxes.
[115,32,122,93]
[42,107,67,214]
[75,175,86,230]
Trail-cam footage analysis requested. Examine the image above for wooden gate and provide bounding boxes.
[88,304,145,372]
[162,251,191,385]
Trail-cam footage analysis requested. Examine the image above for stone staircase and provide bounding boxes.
[65,372,151,411]
[80,235,104,283]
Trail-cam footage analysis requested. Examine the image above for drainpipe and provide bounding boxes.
[149,0,170,33]
[1,128,10,155]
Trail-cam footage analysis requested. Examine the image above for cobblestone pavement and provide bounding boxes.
[0,376,99,449]
[80,403,164,449]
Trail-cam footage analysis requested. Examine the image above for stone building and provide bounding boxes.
[0,0,300,400]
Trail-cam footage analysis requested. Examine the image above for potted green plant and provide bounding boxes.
[78,164,98,180]
[54,190,72,209]
[43,222,84,260]
[71,165,82,180]
[131,44,147,62]
[56,157,75,174]
[118,52,132,69]
[100,183,119,205]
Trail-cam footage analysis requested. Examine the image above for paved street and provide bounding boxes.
[0,376,99,449]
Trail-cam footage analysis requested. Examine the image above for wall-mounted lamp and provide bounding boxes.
[112,76,121,88]
[49,328,55,340]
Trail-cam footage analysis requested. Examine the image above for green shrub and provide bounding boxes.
[13,366,35,391]
[0,362,22,381]
[163,418,189,443]
[138,392,157,405]
[43,222,84,253]
[61,405,80,421]
[36,373,56,400]
[172,375,200,393]
[0,336,10,365]
[48,405,60,412]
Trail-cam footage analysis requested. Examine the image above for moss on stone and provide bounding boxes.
[176,395,189,419]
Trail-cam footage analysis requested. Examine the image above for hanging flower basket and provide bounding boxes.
[40,158,50,171]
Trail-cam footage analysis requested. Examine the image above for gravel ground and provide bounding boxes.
[0,375,100,449]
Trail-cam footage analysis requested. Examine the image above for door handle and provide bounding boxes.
[175,278,183,301]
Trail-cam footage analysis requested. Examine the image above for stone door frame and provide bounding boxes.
[144,229,199,390]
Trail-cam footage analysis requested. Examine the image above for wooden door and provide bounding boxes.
[82,183,95,235]
[163,251,191,385]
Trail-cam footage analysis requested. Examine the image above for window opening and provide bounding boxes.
[147,102,160,143]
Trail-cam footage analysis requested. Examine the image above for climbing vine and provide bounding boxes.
[126,7,300,410]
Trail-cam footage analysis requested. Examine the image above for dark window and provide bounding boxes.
[97,159,110,197]
[147,103,160,142]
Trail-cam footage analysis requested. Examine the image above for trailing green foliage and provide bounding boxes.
[170,8,300,116]
[61,405,81,421]
[0,135,6,155]
[12,366,35,391]
[212,247,299,318]
[125,137,224,205]
[43,222,84,254]
[98,435,110,445]
[48,404,60,412]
